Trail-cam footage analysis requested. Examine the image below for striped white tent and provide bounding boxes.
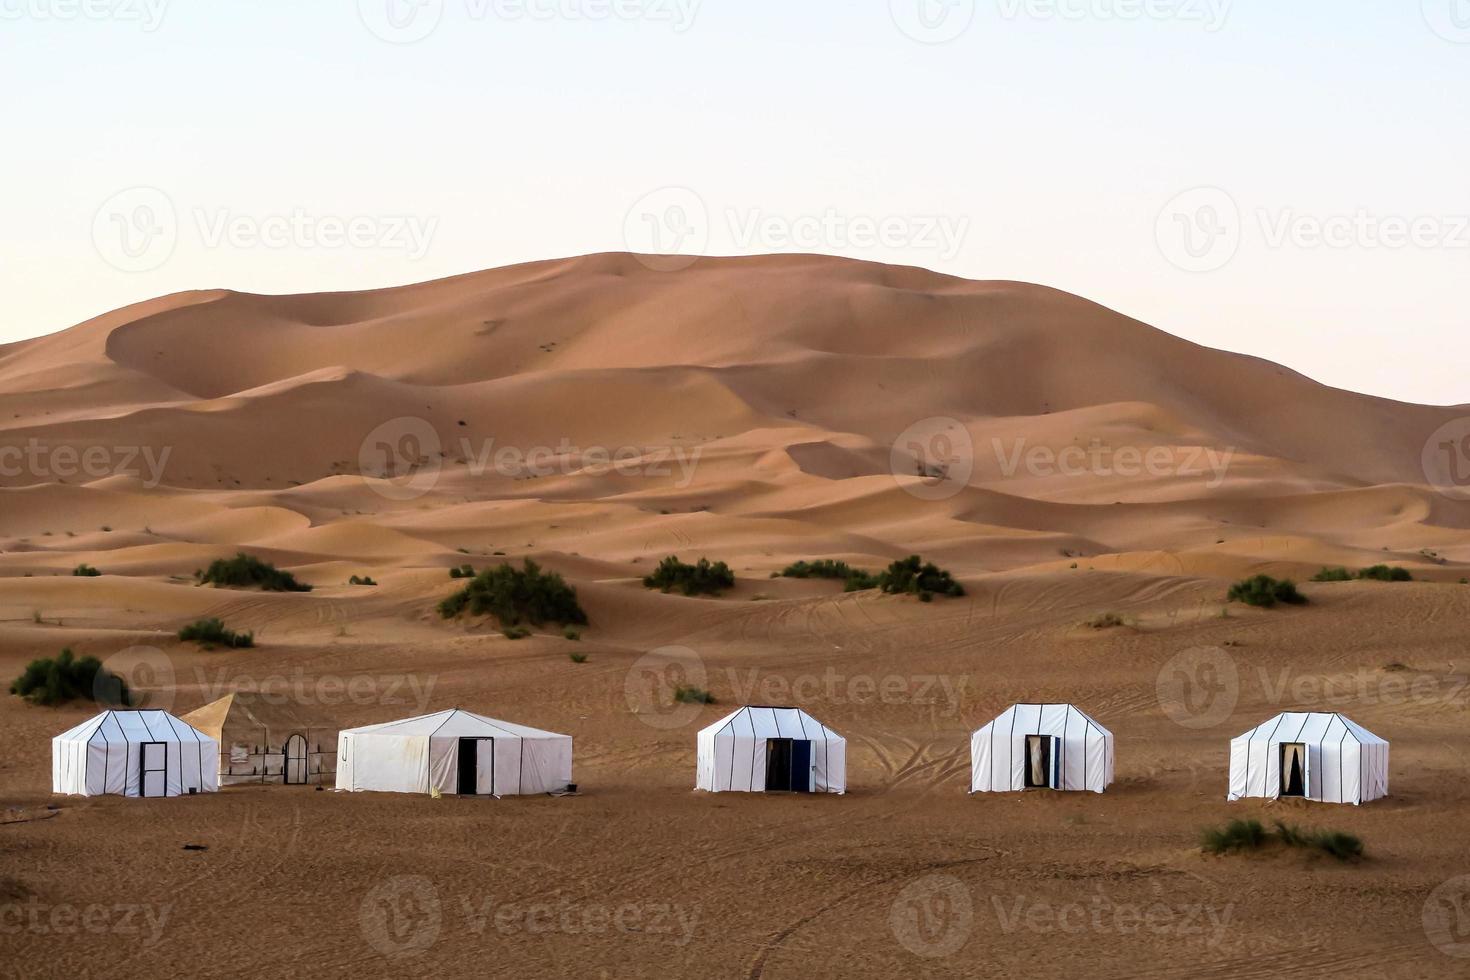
[1228,712,1388,805]
[971,704,1114,794]
[696,706,845,794]
[335,709,572,796]
[52,709,218,798]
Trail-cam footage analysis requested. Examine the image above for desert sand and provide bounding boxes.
[2,253,1469,978]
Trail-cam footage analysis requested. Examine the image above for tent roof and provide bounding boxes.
[53,709,211,744]
[698,705,844,742]
[1233,711,1386,745]
[180,693,329,742]
[340,708,568,741]
[974,703,1112,739]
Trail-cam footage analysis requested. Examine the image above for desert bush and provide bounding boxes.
[643,556,736,597]
[348,575,377,586]
[876,555,965,598]
[449,564,475,579]
[196,553,312,592]
[439,559,588,627]
[1227,575,1306,608]
[10,649,131,707]
[1200,818,1267,854]
[568,651,588,663]
[178,618,255,649]
[501,626,532,640]
[674,685,714,704]
[1273,821,1365,861]
[782,559,880,591]
[1083,612,1128,629]
[563,626,581,641]
[1356,565,1412,582]
[72,564,101,577]
[1312,567,1352,582]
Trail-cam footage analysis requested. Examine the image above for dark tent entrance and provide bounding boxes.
[764,738,813,792]
[457,737,495,795]
[1023,735,1062,789]
[1280,742,1307,797]
[283,734,308,785]
[139,742,167,797]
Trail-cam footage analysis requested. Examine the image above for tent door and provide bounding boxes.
[457,738,495,795]
[764,738,794,791]
[789,740,812,793]
[1280,743,1307,797]
[283,733,308,785]
[140,742,167,797]
[1024,736,1059,789]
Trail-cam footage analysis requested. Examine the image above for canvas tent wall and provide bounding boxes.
[181,693,337,786]
[335,709,572,796]
[52,709,218,798]
[1228,712,1388,805]
[695,706,845,794]
[971,704,1113,794]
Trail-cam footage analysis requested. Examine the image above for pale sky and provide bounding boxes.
[2,1,1466,405]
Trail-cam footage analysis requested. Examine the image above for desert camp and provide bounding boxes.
[181,692,337,786]
[970,703,1115,794]
[1228,712,1390,806]
[695,705,846,794]
[51,709,218,798]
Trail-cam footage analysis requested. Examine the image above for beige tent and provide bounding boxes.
[181,693,337,786]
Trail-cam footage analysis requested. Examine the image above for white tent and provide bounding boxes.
[695,706,845,794]
[52,709,218,798]
[335,709,572,796]
[971,703,1113,794]
[1228,711,1388,805]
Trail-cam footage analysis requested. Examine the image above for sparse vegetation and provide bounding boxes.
[1083,612,1129,630]
[10,649,132,707]
[568,651,588,663]
[71,564,101,578]
[1202,818,1364,861]
[1227,575,1306,608]
[1311,567,1352,582]
[501,626,532,640]
[875,555,965,599]
[781,559,880,592]
[449,564,475,579]
[1272,821,1364,861]
[196,553,312,593]
[178,618,255,649]
[563,626,582,641]
[1200,818,1267,854]
[348,575,377,586]
[643,556,736,597]
[438,559,588,628]
[673,685,714,704]
[1356,565,1412,582]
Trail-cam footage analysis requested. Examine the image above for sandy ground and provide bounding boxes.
[2,254,1469,978]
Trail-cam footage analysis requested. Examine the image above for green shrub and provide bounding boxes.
[782,559,880,591]
[72,564,101,578]
[563,626,581,641]
[673,685,714,704]
[439,559,588,627]
[1227,575,1306,608]
[196,553,312,592]
[348,575,377,586]
[501,626,532,640]
[876,555,965,598]
[1200,818,1267,854]
[1273,821,1364,861]
[449,564,475,579]
[1083,612,1128,629]
[1312,567,1352,582]
[643,556,736,597]
[568,651,588,664]
[9,649,132,707]
[178,618,255,649]
[1357,565,1412,582]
